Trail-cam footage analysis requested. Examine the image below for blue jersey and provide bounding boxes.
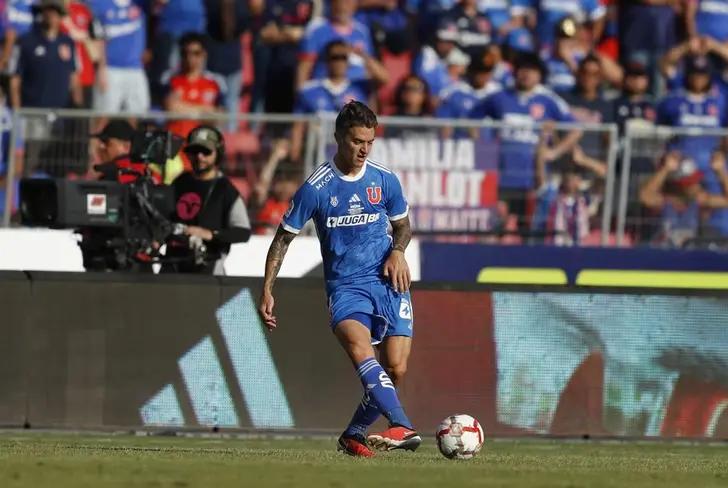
[293,79,369,114]
[413,45,451,99]
[695,0,728,42]
[89,0,146,69]
[437,80,501,138]
[157,0,206,37]
[657,90,727,189]
[545,52,585,93]
[7,0,35,35]
[523,0,605,49]
[300,17,374,82]
[478,0,513,33]
[471,85,574,190]
[281,160,409,292]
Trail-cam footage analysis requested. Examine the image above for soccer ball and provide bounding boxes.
[436,414,485,460]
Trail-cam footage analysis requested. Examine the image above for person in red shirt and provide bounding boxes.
[91,120,161,185]
[61,0,101,108]
[164,32,225,139]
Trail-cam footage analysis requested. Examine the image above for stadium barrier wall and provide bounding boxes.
[420,242,728,288]
[1,271,728,440]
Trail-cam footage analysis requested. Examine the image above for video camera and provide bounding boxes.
[19,128,185,270]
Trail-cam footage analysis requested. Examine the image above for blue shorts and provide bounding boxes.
[328,280,413,344]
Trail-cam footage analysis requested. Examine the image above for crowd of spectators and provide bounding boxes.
[3,0,728,246]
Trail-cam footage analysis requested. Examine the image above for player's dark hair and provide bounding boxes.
[178,32,207,52]
[335,101,378,137]
[324,39,349,59]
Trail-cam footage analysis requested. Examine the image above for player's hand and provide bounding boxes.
[184,225,214,241]
[383,250,411,293]
[259,291,277,331]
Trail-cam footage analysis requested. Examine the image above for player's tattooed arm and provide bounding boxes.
[263,226,297,292]
[259,226,296,330]
[384,216,412,292]
[390,216,412,253]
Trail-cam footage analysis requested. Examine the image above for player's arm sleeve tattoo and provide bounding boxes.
[390,216,412,253]
[263,226,297,292]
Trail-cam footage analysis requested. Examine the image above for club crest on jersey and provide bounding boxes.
[366,186,382,204]
[330,196,338,207]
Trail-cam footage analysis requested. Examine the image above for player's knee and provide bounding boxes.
[386,363,407,384]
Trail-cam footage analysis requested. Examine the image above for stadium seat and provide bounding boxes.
[378,48,413,115]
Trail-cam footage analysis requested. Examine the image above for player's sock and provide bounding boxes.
[355,357,413,429]
[343,392,380,438]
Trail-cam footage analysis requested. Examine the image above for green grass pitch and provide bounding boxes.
[1,433,727,487]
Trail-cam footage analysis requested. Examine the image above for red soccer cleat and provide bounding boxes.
[337,434,376,457]
[367,426,421,451]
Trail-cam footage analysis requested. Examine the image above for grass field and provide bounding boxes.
[1,433,728,487]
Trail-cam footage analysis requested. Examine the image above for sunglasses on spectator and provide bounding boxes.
[328,53,348,62]
[184,146,213,156]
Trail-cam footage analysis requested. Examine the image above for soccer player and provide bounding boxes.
[258,101,420,458]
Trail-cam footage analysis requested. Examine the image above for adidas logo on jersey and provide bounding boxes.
[348,193,364,215]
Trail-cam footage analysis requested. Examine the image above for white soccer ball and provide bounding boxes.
[436,414,485,460]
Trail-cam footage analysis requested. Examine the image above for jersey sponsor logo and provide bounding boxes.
[366,186,382,204]
[330,195,338,207]
[177,192,202,220]
[314,172,334,190]
[326,213,381,228]
[530,103,545,119]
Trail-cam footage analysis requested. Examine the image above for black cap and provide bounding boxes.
[90,120,134,142]
[624,61,648,77]
[186,125,223,153]
[32,0,66,15]
[685,55,711,75]
[514,51,547,78]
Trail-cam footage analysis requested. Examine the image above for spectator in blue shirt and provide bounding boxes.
[1,0,36,74]
[89,0,149,113]
[437,49,501,138]
[470,51,581,232]
[290,39,371,161]
[657,55,728,235]
[687,0,728,43]
[413,18,459,100]
[9,0,80,109]
[296,0,388,88]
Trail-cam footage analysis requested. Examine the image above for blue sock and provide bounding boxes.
[353,357,412,429]
[343,392,380,438]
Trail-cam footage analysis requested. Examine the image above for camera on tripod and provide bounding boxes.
[19,127,185,270]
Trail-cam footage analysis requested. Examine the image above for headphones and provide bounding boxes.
[186,125,226,166]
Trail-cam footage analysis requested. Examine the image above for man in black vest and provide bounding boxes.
[165,125,251,274]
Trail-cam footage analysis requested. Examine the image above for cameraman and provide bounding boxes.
[164,125,251,274]
[92,120,161,184]
[79,120,162,271]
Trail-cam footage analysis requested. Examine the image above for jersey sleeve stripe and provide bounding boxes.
[389,206,409,221]
[367,160,392,174]
[281,222,302,234]
[309,168,333,185]
[306,163,331,183]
